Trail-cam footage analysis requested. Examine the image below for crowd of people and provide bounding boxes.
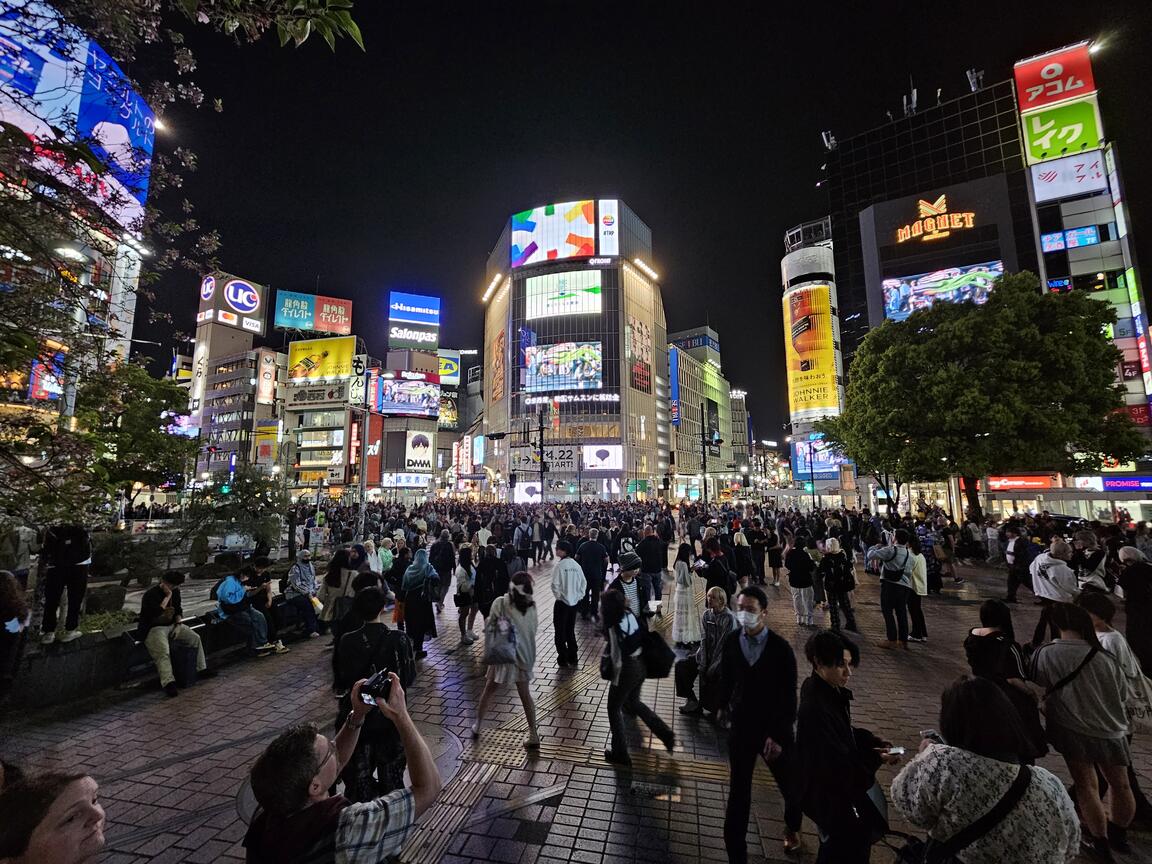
[3,498,1152,863]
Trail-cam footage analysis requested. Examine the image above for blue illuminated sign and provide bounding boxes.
[1102,476,1152,492]
[1064,226,1100,249]
[275,290,316,330]
[388,292,441,327]
[669,346,681,426]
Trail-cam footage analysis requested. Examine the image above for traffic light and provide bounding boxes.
[509,472,517,488]
[804,481,814,493]
[219,484,232,495]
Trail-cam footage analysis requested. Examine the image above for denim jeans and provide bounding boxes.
[880,581,910,642]
[229,607,269,649]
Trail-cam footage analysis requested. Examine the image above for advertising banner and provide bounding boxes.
[511,445,579,474]
[388,321,439,351]
[388,292,440,351]
[254,420,279,465]
[285,381,349,408]
[378,373,440,418]
[525,270,603,320]
[1103,476,1152,492]
[491,330,506,401]
[582,444,623,471]
[287,336,356,381]
[438,349,461,386]
[706,398,721,457]
[196,273,267,336]
[256,349,278,405]
[382,473,432,488]
[1021,95,1103,165]
[511,200,596,268]
[472,434,485,467]
[0,3,156,231]
[1031,150,1107,203]
[790,434,851,481]
[626,315,653,394]
[524,341,603,392]
[1014,43,1095,113]
[987,475,1055,491]
[365,413,384,487]
[27,346,65,401]
[669,346,681,426]
[438,388,459,429]
[273,291,353,334]
[598,199,620,256]
[882,261,1003,322]
[783,284,839,421]
[404,430,435,471]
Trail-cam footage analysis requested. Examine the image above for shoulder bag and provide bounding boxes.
[894,764,1032,863]
[1042,646,1099,706]
[641,630,676,679]
[483,598,518,665]
[881,548,910,583]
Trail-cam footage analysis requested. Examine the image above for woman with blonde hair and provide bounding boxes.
[732,531,754,589]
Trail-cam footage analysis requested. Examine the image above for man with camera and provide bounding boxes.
[244,673,441,864]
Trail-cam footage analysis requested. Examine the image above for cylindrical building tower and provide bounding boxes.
[780,243,844,430]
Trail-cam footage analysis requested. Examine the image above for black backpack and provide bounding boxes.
[46,525,91,567]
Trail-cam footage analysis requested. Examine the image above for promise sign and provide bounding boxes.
[896,195,975,243]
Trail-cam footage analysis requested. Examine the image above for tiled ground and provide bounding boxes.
[3,553,1151,863]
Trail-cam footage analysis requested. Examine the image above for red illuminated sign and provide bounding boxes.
[1014,43,1096,113]
[987,475,1054,491]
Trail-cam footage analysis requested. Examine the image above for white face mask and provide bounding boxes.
[736,610,761,629]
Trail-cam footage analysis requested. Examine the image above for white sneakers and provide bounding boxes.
[41,630,82,644]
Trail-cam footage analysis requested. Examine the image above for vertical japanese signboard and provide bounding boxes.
[1015,42,1102,166]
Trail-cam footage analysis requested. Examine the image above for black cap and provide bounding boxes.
[556,540,575,556]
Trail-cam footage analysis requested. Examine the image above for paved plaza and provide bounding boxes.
[3,558,1151,864]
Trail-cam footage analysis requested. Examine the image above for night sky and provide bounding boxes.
[138,0,1152,439]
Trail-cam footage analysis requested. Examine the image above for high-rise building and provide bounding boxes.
[482,199,668,501]
[729,389,750,460]
[668,329,735,501]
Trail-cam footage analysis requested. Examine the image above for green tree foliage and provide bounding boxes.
[183,464,288,550]
[818,272,1145,522]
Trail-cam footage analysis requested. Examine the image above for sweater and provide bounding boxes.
[718,626,797,744]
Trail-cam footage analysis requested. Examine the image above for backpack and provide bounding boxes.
[215,576,250,615]
[46,525,91,567]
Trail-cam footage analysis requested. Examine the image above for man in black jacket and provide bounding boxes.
[636,526,667,605]
[719,585,802,861]
[576,528,609,621]
[428,530,457,611]
[139,571,215,697]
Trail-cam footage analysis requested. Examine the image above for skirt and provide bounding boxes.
[1047,723,1130,766]
[768,549,783,569]
[489,662,533,685]
[672,584,702,644]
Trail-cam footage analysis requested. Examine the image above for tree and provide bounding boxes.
[183,464,289,552]
[0,0,360,528]
[820,272,1145,523]
[816,416,906,517]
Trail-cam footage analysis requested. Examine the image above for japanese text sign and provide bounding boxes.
[1022,96,1103,165]
[1014,43,1095,113]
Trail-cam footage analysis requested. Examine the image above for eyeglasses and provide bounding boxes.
[315,737,338,777]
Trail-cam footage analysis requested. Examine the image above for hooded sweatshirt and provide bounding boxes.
[1029,551,1078,602]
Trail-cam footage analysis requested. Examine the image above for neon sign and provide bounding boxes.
[896,194,976,243]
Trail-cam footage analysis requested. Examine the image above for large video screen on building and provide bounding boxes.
[783,283,839,421]
[524,341,603,392]
[511,200,596,268]
[882,260,1004,322]
[525,270,603,319]
[0,3,155,231]
[791,434,851,481]
[377,376,441,419]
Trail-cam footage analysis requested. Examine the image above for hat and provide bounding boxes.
[556,540,575,556]
[298,549,311,560]
[618,550,643,572]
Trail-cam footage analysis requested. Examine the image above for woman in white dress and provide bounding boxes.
[672,543,702,647]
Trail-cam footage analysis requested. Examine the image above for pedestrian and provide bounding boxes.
[0,524,38,590]
[551,540,586,668]
[796,630,898,863]
[319,548,357,630]
[1003,524,1039,604]
[401,548,438,660]
[766,528,784,587]
[38,523,91,644]
[637,526,667,605]
[283,550,321,638]
[677,586,736,717]
[334,588,418,802]
[138,571,216,697]
[891,677,1080,863]
[1030,538,1078,646]
[600,587,675,766]
[575,528,609,621]
[363,538,382,573]
[784,537,815,627]
[1,570,31,703]
[866,528,914,650]
[732,531,754,589]
[608,550,651,617]
[1030,602,1134,858]
[211,566,282,656]
[1118,546,1152,673]
[472,572,540,749]
[817,538,858,633]
[453,546,478,646]
[907,536,929,643]
[1072,530,1111,593]
[671,543,702,646]
[428,530,456,613]
[719,585,803,858]
[0,771,106,864]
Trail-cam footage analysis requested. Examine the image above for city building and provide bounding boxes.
[729,389,750,462]
[668,328,735,501]
[195,347,284,477]
[482,199,669,501]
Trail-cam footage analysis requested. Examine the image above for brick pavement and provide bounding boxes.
[3,553,1151,863]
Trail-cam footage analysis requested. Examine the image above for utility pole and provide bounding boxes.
[355,407,370,540]
[537,408,546,505]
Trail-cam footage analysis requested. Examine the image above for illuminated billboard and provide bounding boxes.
[491,330,506,401]
[196,272,267,336]
[1014,42,1095,113]
[511,200,596,268]
[598,199,620,256]
[525,270,603,320]
[274,290,352,334]
[404,430,434,472]
[626,315,652,394]
[388,291,440,351]
[524,341,603,393]
[669,345,681,426]
[28,347,65,401]
[1031,150,1107,203]
[791,434,851,481]
[1021,95,1103,165]
[882,261,1004,322]
[376,373,440,419]
[0,3,155,230]
[438,389,459,429]
[783,284,839,420]
[287,336,356,381]
[582,445,623,471]
[437,349,461,386]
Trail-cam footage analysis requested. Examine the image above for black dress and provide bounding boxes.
[963,629,1046,760]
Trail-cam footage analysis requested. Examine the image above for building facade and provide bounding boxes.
[482,199,669,501]
[668,330,735,501]
[195,347,284,476]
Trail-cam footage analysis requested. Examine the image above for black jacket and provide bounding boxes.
[636,536,666,573]
[784,548,815,589]
[138,585,181,638]
[703,555,737,597]
[718,627,797,746]
[796,674,884,832]
[429,539,456,577]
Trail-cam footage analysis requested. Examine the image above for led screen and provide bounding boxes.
[511,200,596,268]
[1065,226,1100,248]
[0,3,155,230]
[525,270,603,319]
[882,260,1004,322]
[524,341,603,393]
[378,376,441,418]
[582,445,623,471]
[626,315,652,394]
[791,434,851,481]
[1041,232,1066,253]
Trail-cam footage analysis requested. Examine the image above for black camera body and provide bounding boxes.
[360,668,392,706]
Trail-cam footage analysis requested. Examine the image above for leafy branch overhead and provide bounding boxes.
[818,271,1145,521]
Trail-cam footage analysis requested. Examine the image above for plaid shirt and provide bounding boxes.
[336,787,415,864]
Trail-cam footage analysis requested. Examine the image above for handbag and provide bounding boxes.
[310,596,323,613]
[599,653,613,681]
[641,630,675,678]
[894,765,1032,863]
[1126,673,1152,735]
[483,609,518,665]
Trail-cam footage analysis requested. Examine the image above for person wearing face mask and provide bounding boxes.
[677,585,738,717]
[0,771,105,864]
[796,630,898,863]
[719,586,803,859]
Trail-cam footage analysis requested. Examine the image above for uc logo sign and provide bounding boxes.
[224,280,260,314]
[200,275,216,301]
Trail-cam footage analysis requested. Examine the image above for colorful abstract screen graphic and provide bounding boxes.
[782,284,839,421]
[524,341,603,392]
[525,270,602,319]
[511,200,596,268]
[882,260,1004,322]
[377,376,441,419]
